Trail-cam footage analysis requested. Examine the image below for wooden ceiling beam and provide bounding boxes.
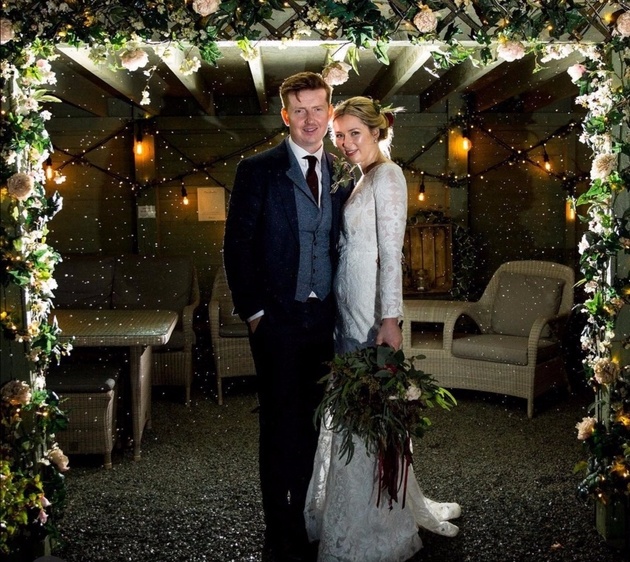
[247,47,269,114]
[48,56,111,116]
[365,45,433,102]
[56,44,165,116]
[156,47,216,116]
[419,57,501,111]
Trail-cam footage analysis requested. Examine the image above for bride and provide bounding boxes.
[304,96,461,562]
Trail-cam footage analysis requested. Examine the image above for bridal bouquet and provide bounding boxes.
[315,345,456,507]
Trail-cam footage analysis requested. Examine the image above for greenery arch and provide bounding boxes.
[0,0,628,553]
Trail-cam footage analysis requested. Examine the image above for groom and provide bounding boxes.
[223,72,349,562]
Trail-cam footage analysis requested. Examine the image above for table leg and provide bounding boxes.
[129,345,153,461]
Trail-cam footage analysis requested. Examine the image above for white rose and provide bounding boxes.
[405,384,422,401]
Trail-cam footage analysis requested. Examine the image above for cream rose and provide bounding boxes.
[192,0,221,17]
[413,6,438,34]
[0,18,14,44]
[590,153,617,181]
[120,48,149,71]
[616,11,630,37]
[575,416,596,440]
[48,447,70,472]
[7,172,35,201]
[1,380,32,406]
[322,61,352,86]
[497,40,526,62]
[593,357,620,385]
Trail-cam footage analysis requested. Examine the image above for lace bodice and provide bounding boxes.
[333,162,407,351]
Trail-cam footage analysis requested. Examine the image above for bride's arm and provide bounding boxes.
[374,165,407,350]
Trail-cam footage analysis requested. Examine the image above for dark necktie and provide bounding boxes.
[304,155,319,204]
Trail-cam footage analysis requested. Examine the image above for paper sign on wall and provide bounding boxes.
[197,187,226,221]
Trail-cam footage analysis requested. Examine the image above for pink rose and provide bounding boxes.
[7,172,35,201]
[567,63,586,82]
[497,40,526,62]
[575,416,596,440]
[322,61,352,86]
[192,0,221,17]
[0,18,14,44]
[120,48,149,71]
[413,6,438,34]
[616,11,630,37]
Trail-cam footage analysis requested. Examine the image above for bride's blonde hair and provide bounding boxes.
[331,96,403,157]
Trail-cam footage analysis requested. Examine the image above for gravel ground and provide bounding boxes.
[53,377,628,562]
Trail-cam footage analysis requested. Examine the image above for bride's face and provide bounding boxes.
[333,114,380,169]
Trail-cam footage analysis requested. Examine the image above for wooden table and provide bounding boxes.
[54,309,177,461]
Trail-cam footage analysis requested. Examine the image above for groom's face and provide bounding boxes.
[281,88,332,153]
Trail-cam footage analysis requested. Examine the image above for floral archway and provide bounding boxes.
[0,0,628,554]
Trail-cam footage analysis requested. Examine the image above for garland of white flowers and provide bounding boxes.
[0,0,629,535]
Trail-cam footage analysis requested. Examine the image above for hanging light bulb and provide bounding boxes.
[44,156,53,180]
[418,175,426,202]
[181,181,189,205]
[461,129,472,152]
[135,126,144,156]
[543,146,551,171]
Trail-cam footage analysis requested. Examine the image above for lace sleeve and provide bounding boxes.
[374,164,407,320]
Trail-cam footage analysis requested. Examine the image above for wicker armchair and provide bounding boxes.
[209,269,256,405]
[404,260,574,418]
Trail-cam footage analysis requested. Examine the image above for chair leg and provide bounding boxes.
[217,375,223,406]
[527,398,534,419]
[185,384,191,407]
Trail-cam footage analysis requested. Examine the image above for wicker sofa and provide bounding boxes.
[54,254,200,405]
[403,260,575,418]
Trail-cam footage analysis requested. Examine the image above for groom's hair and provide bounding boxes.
[279,72,333,108]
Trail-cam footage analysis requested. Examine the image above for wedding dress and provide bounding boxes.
[304,163,461,562]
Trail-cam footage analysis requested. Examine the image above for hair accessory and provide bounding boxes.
[385,113,395,127]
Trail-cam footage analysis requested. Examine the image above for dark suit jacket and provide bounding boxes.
[223,138,350,323]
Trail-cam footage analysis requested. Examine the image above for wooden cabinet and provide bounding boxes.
[403,224,452,295]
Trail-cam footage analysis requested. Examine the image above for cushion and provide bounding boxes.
[54,255,116,309]
[47,364,121,393]
[112,255,193,324]
[219,322,249,338]
[452,334,559,365]
[491,272,564,337]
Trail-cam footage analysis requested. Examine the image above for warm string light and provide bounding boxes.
[135,126,144,156]
[418,174,426,202]
[543,145,551,171]
[181,181,189,205]
[45,156,53,180]
[461,128,472,152]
